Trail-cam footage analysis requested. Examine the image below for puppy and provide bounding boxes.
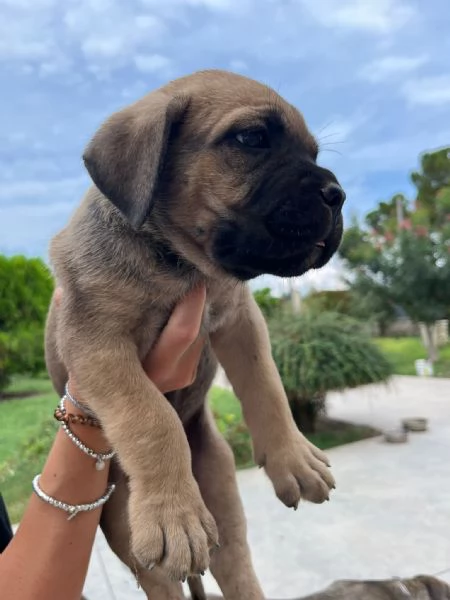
[45,69,345,599]
[202,575,450,600]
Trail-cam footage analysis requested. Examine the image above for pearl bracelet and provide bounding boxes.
[58,396,115,470]
[64,382,99,421]
[32,474,115,520]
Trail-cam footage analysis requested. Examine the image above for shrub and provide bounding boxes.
[6,326,46,377]
[0,333,15,391]
[269,311,393,433]
[213,410,253,468]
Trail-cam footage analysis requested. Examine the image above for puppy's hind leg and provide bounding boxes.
[187,407,265,600]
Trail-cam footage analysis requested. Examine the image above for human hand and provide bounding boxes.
[142,284,206,393]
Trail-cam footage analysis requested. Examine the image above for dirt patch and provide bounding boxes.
[0,390,40,402]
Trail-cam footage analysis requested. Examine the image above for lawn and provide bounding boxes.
[0,377,58,522]
[375,337,450,378]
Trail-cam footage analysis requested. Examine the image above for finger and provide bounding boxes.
[168,335,206,390]
[166,284,207,347]
[179,332,205,364]
[144,285,207,370]
[151,335,206,393]
[54,287,63,307]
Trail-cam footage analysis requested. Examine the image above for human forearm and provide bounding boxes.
[0,391,112,600]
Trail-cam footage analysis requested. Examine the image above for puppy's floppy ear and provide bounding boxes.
[83,93,190,229]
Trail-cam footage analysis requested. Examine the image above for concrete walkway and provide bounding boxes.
[83,376,450,599]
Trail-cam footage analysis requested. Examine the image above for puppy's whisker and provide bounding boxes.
[314,120,336,137]
[320,148,343,157]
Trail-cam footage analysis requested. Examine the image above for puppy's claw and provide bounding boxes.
[146,562,156,571]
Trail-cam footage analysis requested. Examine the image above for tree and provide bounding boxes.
[253,287,282,320]
[0,255,54,390]
[339,147,450,362]
[346,277,397,336]
[269,312,392,433]
[339,200,450,361]
[0,255,54,331]
[411,146,450,226]
[303,290,352,315]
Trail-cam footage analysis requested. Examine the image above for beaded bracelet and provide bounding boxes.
[54,404,101,428]
[57,396,115,470]
[32,474,115,520]
[64,382,99,420]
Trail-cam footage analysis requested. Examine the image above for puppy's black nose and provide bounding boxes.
[321,183,346,209]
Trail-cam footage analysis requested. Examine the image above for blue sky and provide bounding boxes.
[1,0,449,294]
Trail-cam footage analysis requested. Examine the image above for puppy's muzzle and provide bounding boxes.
[265,181,345,243]
[321,182,346,211]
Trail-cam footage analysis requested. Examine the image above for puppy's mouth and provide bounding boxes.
[212,217,342,281]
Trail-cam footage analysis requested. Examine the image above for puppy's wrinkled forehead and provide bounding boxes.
[159,69,317,152]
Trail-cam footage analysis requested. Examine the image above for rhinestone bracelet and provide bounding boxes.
[32,474,115,520]
[58,396,115,470]
[64,382,99,421]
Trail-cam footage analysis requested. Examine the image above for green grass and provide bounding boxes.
[209,386,243,420]
[375,337,450,377]
[3,374,54,396]
[0,378,58,522]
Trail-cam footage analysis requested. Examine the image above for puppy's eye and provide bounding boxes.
[235,129,270,149]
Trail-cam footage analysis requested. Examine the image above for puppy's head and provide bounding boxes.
[83,70,345,281]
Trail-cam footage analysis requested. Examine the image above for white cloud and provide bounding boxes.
[64,3,165,65]
[348,133,450,173]
[139,0,249,11]
[359,55,428,83]
[252,257,349,296]
[134,53,172,74]
[0,176,87,201]
[0,0,57,62]
[299,0,415,33]
[0,201,76,258]
[402,75,450,106]
[229,59,248,72]
[121,80,149,100]
[315,111,370,145]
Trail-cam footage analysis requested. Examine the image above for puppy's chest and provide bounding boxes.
[135,290,236,359]
[203,296,234,334]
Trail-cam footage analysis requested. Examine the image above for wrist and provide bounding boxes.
[63,379,111,454]
[63,398,111,454]
[38,382,114,503]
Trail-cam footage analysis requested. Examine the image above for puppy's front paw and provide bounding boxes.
[260,431,335,508]
[129,484,219,581]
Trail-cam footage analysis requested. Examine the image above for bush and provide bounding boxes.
[0,333,15,391]
[269,311,392,432]
[6,327,46,377]
[0,255,53,332]
[0,328,46,392]
[214,410,253,468]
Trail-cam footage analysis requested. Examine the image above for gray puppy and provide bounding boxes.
[199,575,450,600]
[45,69,345,599]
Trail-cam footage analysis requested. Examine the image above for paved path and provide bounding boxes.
[83,376,450,599]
